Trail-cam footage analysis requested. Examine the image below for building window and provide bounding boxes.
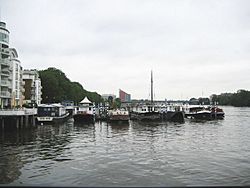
[0,33,9,43]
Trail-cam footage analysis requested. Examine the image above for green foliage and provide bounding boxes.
[113,98,121,109]
[189,97,210,105]
[103,97,121,109]
[39,67,102,104]
[210,89,250,107]
[189,98,199,105]
[198,97,210,105]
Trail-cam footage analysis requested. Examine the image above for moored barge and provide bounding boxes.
[37,104,70,124]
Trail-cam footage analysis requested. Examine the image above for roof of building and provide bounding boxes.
[79,97,92,104]
[9,48,18,58]
[38,103,64,108]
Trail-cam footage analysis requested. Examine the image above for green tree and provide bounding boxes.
[210,89,250,107]
[39,67,102,104]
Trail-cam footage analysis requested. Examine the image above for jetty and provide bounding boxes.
[0,108,37,131]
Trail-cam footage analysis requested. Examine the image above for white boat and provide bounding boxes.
[184,105,225,120]
[37,103,70,124]
[108,108,130,122]
[73,97,95,123]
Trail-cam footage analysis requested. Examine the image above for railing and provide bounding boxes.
[1,68,10,73]
[0,59,10,66]
[1,80,11,87]
[0,91,11,98]
[1,48,10,55]
[1,68,10,76]
[25,108,37,115]
[0,109,25,116]
[0,108,37,116]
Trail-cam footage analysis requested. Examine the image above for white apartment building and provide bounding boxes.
[23,69,42,106]
[0,21,12,108]
[10,48,24,107]
[0,21,26,108]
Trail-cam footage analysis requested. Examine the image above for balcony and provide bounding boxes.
[1,48,10,54]
[0,59,10,67]
[1,69,11,77]
[0,108,37,116]
[0,48,10,58]
[1,80,11,88]
[0,91,11,98]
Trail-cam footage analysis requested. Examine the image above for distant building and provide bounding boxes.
[101,94,116,101]
[23,69,42,105]
[119,89,131,102]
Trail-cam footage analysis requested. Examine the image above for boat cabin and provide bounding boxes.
[77,97,95,115]
[37,104,67,117]
[132,104,159,113]
[182,105,205,113]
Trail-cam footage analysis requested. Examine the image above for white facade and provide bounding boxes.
[0,21,12,108]
[0,21,25,108]
[10,48,24,107]
[23,69,42,105]
[78,97,95,115]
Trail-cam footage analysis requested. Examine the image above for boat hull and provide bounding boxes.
[162,111,185,123]
[73,113,94,123]
[108,115,130,122]
[131,111,161,121]
[211,112,225,119]
[187,112,225,120]
[37,113,70,125]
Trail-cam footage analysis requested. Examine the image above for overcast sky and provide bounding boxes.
[1,0,250,100]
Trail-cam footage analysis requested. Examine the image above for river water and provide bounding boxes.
[0,106,250,186]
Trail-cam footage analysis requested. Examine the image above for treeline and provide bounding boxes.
[210,89,250,107]
[39,67,103,104]
[189,97,210,105]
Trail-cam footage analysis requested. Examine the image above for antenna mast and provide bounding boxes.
[151,70,153,104]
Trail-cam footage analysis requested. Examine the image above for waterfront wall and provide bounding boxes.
[0,108,37,131]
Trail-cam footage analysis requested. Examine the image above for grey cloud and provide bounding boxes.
[1,0,250,99]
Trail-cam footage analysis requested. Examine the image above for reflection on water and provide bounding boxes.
[1,106,250,186]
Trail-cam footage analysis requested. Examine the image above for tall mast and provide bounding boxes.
[151,70,153,104]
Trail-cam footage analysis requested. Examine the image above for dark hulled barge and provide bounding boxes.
[37,104,70,124]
